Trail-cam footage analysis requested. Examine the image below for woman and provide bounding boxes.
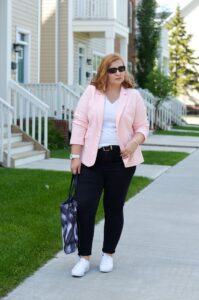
[70,53,149,277]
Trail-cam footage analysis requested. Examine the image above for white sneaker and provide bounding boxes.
[99,253,113,273]
[71,257,90,277]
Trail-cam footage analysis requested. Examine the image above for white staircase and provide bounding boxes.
[2,126,47,167]
[0,80,50,168]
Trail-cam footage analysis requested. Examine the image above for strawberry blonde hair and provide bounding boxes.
[91,53,134,92]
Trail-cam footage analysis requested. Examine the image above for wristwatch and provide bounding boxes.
[70,153,80,160]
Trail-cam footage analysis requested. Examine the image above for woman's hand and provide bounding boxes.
[70,158,81,174]
[120,140,138,159]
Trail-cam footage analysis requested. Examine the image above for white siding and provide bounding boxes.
[74,32,106,85]
[183,4,199,57]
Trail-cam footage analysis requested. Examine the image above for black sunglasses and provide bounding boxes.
[107,65,126,74]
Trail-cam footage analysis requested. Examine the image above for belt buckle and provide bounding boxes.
[102,145,113,151]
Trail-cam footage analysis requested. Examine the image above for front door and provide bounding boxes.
[17,45,25,83]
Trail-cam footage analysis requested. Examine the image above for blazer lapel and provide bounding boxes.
[95,90,105,129]
[116,87,128,128]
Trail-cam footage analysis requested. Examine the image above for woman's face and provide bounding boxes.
[107,59,125,86]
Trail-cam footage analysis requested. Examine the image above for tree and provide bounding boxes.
[167,6,199,96]
[146,67,173,100]
[145,67,173,126]
[136,0,160,88]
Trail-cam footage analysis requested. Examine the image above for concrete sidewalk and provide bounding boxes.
[16,158,169,180]
[4,146,199,299]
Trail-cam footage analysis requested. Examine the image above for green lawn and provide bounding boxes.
[0,168,151,297]
[172,125,199,131]
[142,151,189,166]
[50,147,70,159]
[51,148,189,167]
[155,129,199,137]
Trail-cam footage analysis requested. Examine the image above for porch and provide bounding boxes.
[72,0,129,64]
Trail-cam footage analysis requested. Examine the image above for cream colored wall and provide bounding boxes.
[40,0,56,83]
[183,1,199,102]
[12,0,39,82]
[184,5,199,57]
[58,0,68,84]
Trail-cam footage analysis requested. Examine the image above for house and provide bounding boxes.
[40,0,129,86]
[181,0,199,107]
[0,0,186,168]
[0,0,130,168]
[11,0,41,84]
[0,0,48,168]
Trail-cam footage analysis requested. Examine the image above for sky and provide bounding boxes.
[156,0,190,12]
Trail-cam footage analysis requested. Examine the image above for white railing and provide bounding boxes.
[69,84,85,96]
[168,96,187,125]
[0,97,13,167]
[22,82,79,131]
[156,102,172,130]
[145,101,155,130]
[139,88,187,129]
[73,0,128,25]
[74,0,108,19]
[139,88,155,104]
[9,80,49,148]
[139,88,156,130]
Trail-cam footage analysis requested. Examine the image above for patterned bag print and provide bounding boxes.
[60,175,78,254]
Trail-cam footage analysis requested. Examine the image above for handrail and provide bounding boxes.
[9,80,49,111]
[59,82,80,98]
[22,82,79,130]
[9,79,49,148]
[0,97,13,167]
[0,97,14,111]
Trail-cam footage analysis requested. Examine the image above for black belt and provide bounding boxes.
[99,145,120,152]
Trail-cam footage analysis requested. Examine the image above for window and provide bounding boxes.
[78,46,86,86]
[92,53,103,77]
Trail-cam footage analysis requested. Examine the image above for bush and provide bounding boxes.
[48,119,65,150]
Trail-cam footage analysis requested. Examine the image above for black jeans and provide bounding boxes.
[76,146,136,256]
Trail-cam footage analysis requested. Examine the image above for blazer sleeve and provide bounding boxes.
[70,85,92,145]
[132,90,149,140]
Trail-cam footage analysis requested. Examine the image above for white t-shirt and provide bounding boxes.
[98,97,119,148]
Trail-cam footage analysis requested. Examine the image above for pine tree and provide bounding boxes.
[167,6,199,96]
[136,0,160,88]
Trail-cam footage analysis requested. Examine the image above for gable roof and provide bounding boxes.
[163,0,199,25]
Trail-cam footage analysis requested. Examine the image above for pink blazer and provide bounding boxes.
[70,85,149,167]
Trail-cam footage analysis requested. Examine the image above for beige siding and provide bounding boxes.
[58,0,68,83]
[12,0,39,83]
[40,0,56,82]
[89,33,106,54]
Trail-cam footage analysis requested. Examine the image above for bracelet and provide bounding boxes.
[132,139,139,146]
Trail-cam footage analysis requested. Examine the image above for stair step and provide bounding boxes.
[12,151,46,167]
[3,133,23,145]
[4,141,34,155]
[0,125,9,134]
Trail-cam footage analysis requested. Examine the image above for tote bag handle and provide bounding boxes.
[68,174,78,198]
